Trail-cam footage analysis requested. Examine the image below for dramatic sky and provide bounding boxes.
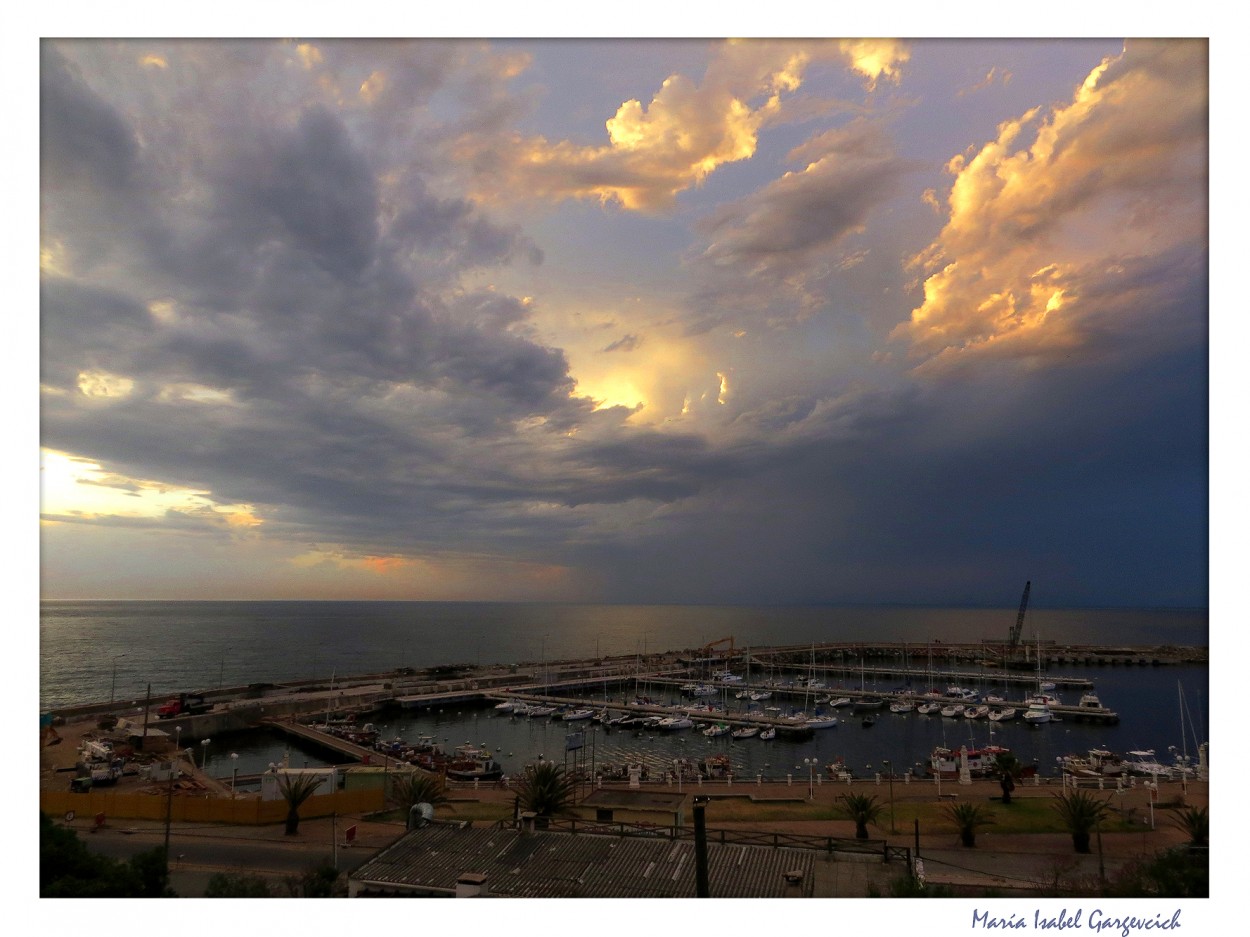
[37,37,1209,606]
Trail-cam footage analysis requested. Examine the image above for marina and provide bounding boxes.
[47,637,1208,795]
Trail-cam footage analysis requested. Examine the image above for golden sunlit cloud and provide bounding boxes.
[460,40,910,213]
[76,370,135,399]
[139,54,167,69]
[894,40,1206,370]
[41,449,263,531]
[837,39,910,89]
[154,382,237,405]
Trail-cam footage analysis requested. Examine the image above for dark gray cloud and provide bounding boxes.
[39,39,1208,608]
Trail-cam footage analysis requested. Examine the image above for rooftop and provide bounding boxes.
[349,821,820,898]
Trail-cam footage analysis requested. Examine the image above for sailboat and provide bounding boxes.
[801,644,838,728]
[1022,633,1053,724]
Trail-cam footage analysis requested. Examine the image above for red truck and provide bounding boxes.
[156,693,212,719]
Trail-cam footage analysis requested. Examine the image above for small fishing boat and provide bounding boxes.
[562,708,595,721]
[826,758,852,781]
[917,701,942,715]
[963,705,990,720]
[988,707,1017,722]
[444,744,504,782]
[703,722,732,737]
[861,715,876,728]
[940,704,966,718]
[749,690,772,701]
[889,700,915,714]
[527,705,556,718]
[828,697,853,708]
[730,725,759,739]
[759,727,777,740]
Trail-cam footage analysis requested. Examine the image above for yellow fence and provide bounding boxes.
[40,787,386,825]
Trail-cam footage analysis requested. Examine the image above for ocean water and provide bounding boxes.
[39,601,1208,711]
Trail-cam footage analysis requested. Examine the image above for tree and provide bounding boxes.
[277,773,325,836]
[990,752,1023,804]
[838,793,885,840]
[40,812,175,897]
[391,769,450,810]
[282,863,342,897]
[1170,805,1208,848]
[205,873,273,897]
[515,761,578,818]
[1051,790,1112,854]
[944,802,995,847]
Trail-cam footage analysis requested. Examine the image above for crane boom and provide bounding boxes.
[1008,581,1031,652]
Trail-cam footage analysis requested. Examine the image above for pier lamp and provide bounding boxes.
[230,752,239,799]
[200,738,211,772]
[882,759,896,833]
[802,758,816,800]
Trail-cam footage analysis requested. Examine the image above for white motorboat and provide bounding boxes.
[889,700,915,713]
[749,690,772,701]
[703,722,732,737]
[963,705,990,719]
[1022,702,1052,724]
[828,697,853,708]
[917,701,942,715]
[804,714,838,729]
[940,704,966,718]
[562,708,595,721]
[1125,750,1173,778]
[759,727,777,740]
[1027,693,1062,707]
[988,707,1017,722]
[527,705,556,718]
[494,699,517,711]
[657,715,694,731]
[730,725,759,739]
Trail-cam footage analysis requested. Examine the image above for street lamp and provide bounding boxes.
[230,752,239,799]
[882,759,897,833]
[109,654,126,704]
[200,738,211,772]
[803,758,816,800]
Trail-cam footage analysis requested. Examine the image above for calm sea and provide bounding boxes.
[38,602,1209,786]
[39,601,1206,709]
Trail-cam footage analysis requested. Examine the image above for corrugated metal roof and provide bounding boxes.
[350,823,815,898]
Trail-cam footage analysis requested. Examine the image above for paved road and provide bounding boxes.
[74,820,387,897]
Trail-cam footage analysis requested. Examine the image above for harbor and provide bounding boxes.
[42,637,1208,805]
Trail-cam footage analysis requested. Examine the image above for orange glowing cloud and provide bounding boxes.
[894,40,1206,371]
[460,40,910,213]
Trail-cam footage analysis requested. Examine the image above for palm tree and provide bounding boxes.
[1170,805,1208,848]
[1051,790,1112,854]
[945,802,995,847]
[516,761,578,819]
[839,793,885,840]
[991,752,1023,805]
[390,770,450,826]
[277,773,324,836]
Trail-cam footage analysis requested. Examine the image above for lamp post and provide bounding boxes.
[164,726,182,872]
[883,759,896,833]
[230,752,239,799]
[109,654,125,704]
[803,758,816,800]
[200,739,211,772]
